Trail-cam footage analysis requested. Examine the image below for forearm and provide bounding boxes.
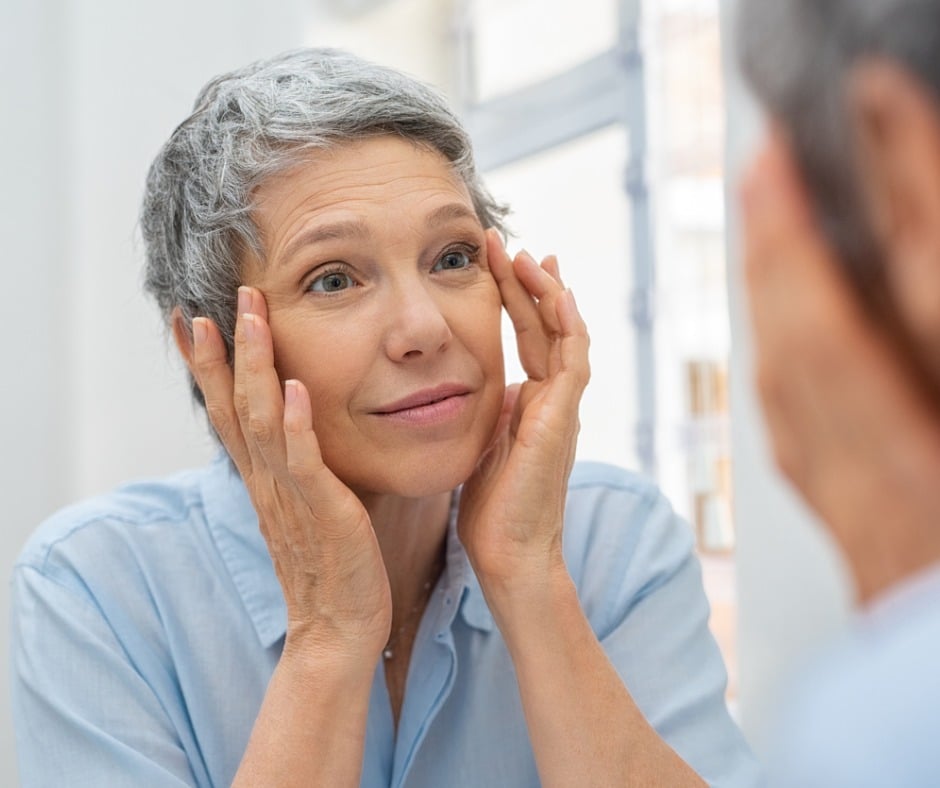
[483,564,706,788]
[232,645,374,787]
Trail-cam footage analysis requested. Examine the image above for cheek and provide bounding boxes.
[270,316,368,414]
[458,284,504,367]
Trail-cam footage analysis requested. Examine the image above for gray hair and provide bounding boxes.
[737,0,940,320]
[141,47,508,407]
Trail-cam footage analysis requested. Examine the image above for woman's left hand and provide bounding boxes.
[458,230,590,588]
[458,232,707,788]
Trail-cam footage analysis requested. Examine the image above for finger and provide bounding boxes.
[512,291,590,447]
[487,231,550,378]
[233,287,290,474]
[283,378,370,536]
[513,250,565,337]
[553,288,591,410]
[487,383,521,448]
[282,379,331,499]
[191,316,252,473]
[242,283,270,323]
[541,254,563,286]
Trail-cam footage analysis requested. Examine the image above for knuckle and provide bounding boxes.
[191,352,215,378]
[286,454,314,482]
[233,388,251,421]
[252,488,279,520]
[577,362,591,388]
[247,413,276,446]
[205,401,232,433]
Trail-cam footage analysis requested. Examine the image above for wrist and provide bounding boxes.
[282,622,385,679]
[477,553,578,646]
[277,640,379,704]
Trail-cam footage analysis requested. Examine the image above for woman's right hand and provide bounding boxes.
[190,286,392,663]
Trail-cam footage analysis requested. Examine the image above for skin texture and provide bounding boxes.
[173,135,704,786]
[741,64,940,606]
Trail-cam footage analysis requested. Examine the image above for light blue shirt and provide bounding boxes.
[767,563,940,788]
[11,456,759,787]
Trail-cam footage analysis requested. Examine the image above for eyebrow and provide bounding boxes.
[278,202,481,267]
[424,202,481,229]
[279,218,370,265]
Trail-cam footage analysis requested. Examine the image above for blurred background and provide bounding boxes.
[2,0,852,782]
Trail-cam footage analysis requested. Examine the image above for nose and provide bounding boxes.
[382,280,453,361]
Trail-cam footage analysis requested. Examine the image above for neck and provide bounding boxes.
[361,491,452,614]
[819,407,940,605]
[848,521,940,605]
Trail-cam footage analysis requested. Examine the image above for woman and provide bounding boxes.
[738,0,940,784]
[11,48,758,786]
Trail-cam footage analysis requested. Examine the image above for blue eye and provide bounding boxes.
[310,270,355,293]
[433,249,472,272]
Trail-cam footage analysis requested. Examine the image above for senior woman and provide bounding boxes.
[11,49,758,787]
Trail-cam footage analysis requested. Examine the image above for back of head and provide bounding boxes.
[140,48,506,408]
[737,0,940,319]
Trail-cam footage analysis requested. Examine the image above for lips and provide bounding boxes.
[372,383,472,415]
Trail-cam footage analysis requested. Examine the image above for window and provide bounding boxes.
[459,0,737,702]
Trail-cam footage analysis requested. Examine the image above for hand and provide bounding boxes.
[742,133,940,568]
[190,286,391,661]
[458,231,590,588]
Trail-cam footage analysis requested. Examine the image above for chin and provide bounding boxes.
[346,441,487,500]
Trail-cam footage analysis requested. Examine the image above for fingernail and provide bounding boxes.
[192,317,208,345]
[242,312,258,340]
[238,286,251,315]
[284,379,298,407]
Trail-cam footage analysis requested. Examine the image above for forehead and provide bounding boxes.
[251,136,473,231]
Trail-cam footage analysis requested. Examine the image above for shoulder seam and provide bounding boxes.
[17,499,205,576]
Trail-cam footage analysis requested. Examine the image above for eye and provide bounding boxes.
[309,269,355,293]
[432,248,473,272]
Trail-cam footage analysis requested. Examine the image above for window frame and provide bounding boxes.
[454,0,658,476]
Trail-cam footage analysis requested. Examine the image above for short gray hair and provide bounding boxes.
[737,0,940,320]
[141,47,508,407]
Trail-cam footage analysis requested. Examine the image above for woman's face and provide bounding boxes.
[243,135,505,499]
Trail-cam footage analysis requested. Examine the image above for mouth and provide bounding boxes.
[372,383,472,416]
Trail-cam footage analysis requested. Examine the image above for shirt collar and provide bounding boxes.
[442,491,494,634]
[201,455,492,649]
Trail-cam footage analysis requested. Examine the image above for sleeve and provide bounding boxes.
[568,477,763,788]
[10,564,201,788]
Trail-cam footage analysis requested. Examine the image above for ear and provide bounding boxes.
[170,306,197,377]
[849,59,940,379]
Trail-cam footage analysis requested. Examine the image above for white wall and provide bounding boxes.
[2,0,310,782]
[4,4,71,782]
[718,0,854,754]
